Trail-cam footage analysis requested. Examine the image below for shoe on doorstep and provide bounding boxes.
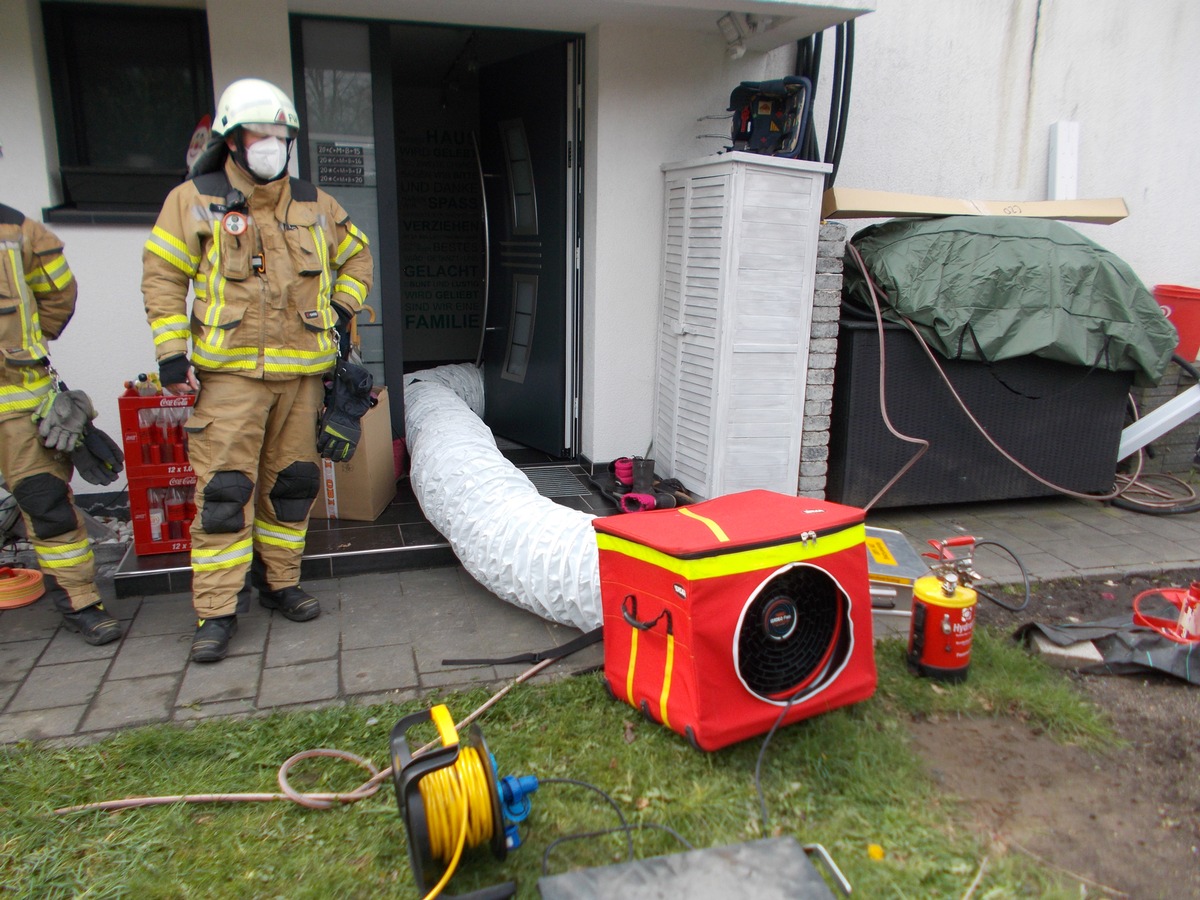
[191,615,238,663]
[61,603,122,646]
[258,585,320,622]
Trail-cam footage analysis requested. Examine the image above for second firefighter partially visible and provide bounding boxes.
[140,78,374,663]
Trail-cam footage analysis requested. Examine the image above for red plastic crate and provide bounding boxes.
[130,473,197,556]
[118,394,195,479]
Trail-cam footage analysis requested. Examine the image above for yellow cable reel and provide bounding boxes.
[390,705,513,900]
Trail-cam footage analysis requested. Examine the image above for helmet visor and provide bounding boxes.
[242,123,296,140]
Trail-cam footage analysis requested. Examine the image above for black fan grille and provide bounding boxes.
[736,566,845,700]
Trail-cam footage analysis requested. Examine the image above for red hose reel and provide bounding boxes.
[1132,581,1200,644]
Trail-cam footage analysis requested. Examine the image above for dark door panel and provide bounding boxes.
[479,41,574,456]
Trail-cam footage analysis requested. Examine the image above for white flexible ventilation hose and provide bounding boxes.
[403,364,603,630]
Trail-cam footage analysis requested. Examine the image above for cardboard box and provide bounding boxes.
[310,386,397,522]
[822,187,1129,224]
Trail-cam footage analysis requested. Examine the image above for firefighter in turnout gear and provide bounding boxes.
[141,79,373,663]
[0,205,121,645]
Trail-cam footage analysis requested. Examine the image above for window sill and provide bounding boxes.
[43,205,159,226]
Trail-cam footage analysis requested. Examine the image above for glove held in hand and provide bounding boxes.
[159,354,191,388]
[70,423,126,486]
[35,389,97,452]
[317,360,375,462]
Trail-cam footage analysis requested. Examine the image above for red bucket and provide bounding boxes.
[1154,284,1200,361]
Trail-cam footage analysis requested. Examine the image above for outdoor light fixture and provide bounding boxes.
[717,11,749,58]
[717,12,779,59]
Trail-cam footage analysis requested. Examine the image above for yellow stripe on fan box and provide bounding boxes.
[595,524,866,581]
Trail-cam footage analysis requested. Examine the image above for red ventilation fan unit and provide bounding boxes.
[593,490,877,751]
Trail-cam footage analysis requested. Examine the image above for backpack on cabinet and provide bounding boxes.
[727,75,812,159]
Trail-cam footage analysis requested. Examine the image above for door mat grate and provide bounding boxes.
[524,468,592,498]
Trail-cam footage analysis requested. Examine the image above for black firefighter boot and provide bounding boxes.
[191,615,238,663]
[49,575,122,646]
[252,554,320,622]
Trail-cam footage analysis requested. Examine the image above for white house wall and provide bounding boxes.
[205,0,293,98]
[582,23,794,462]
[820,0,1200,283]
[3,0,1199,495]
[2,0,56,221]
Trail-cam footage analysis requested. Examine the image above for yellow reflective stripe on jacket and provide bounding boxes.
[192,338,258,370]
[333,274,367,307]
[201,242,231,328]
[151,315,190,348]
[334,223,369,267]
[2,246,48,359]
[192,341,336,375]
[309,225,333,309]
[262,343,337,375]
[192,538,253,572]
[0,370,53,414]
[34,538,94,570]
[253,518,306,550]
[27,253,74,294]
[145,226,200,276]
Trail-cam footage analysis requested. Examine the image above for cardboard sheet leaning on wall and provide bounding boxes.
[842,215,1179,386]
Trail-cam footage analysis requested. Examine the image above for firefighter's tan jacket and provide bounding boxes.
[0,205,77,420]
[141,159,372,380]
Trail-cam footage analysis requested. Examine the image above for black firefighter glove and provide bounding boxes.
[317,360,375,462]
[71,423,126,486]
[158,354,192,391]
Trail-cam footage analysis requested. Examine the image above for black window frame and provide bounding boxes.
[41,1,214,224]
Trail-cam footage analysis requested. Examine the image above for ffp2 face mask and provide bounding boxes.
[246,137,288,181]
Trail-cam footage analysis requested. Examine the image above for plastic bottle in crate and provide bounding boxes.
[148,489,165,542]
[165,487,187,540]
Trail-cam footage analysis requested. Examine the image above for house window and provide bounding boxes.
[41,2,213,223]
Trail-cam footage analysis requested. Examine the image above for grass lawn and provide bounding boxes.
[1,629,1112,899]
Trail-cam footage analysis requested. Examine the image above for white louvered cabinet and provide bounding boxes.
[654,153,830,501]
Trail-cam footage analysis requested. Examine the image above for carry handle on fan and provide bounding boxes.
[620,594,676,730]
[622,593,674,633]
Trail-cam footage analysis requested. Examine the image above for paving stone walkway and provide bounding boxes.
[0,567,599,745]
[2,496,1198,746]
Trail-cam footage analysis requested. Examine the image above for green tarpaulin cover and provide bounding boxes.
[843,216,1178,386]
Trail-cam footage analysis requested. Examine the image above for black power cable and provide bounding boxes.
[795,20,855,187]
[822,25,845,179]
[828,20,855,187]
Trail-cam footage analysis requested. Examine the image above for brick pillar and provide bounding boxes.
[798,221,847,498]
[1132,366,1200,474]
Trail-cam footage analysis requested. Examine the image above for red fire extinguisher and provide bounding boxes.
[908,536,980,682]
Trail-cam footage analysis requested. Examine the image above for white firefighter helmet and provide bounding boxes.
[213,78,300,138]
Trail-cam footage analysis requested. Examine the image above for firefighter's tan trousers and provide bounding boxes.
[0,412,99,613]
[185,372,324,618]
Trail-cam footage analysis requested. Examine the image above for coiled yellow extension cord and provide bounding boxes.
[419,743,499,900]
